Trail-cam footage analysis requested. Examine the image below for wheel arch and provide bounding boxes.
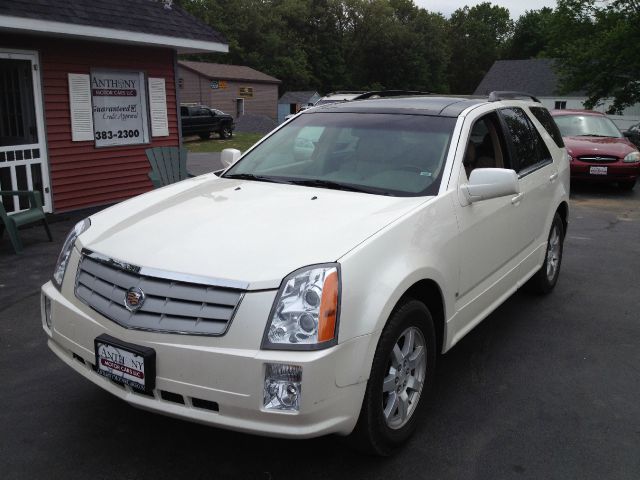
[556,201,569,236]
[400,279,446,355]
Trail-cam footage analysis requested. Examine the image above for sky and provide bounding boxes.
[414,0,557,19]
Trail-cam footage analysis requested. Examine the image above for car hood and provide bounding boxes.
[563,136,637,159]
[79,175,426,290]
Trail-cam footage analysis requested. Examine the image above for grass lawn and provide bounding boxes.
[183,133,264,153]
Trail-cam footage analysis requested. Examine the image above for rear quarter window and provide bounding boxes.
[529,107,565,148]
[501,107,552,174]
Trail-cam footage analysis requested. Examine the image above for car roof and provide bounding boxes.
[306,95,488,117]
[550,109,605,117]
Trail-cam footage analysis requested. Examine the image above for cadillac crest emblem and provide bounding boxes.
[125,287,145,312]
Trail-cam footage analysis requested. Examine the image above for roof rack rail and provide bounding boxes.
[488,91,541,103]
[354,90,431,100]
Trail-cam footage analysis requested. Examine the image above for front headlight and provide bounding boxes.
[52,218,91,289]
[262,264,340,350]
[623,151,640,163]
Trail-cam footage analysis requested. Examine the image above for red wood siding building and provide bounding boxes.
[3,35,179,212]
[0,0,227,213]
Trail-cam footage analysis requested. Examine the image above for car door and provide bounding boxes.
[450,109,532,340]
[498,107,558,263]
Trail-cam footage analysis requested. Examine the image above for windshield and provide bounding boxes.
[553,114,622,138]
[223,112,455,197]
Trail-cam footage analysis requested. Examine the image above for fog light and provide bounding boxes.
[43,294,52,329]
[263,363,302,411]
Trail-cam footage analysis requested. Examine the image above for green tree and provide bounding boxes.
[447,2,512,94]
[178,0,448,94]
[504,7,555,59]
[343,0,449,91]
[549,0,640,112]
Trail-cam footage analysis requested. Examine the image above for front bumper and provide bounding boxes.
[570,161,639,182]
[41,280,369,438]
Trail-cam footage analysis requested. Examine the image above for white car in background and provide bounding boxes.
[42,92,569,455]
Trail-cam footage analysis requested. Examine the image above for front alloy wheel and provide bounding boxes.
[350,299,435,456]
[382,327,426,430]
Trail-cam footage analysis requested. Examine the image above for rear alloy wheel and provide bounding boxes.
[350,299,435,456]
[219,127,233,139]
[525,212,564,294]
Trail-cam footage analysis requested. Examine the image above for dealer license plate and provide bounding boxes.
[94,334,156,392]
[589,166,608,175]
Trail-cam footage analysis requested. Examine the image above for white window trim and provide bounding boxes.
[0,15,228,54]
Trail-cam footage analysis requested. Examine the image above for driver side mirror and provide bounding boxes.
[221,148,242,168]
[462,168,519,204]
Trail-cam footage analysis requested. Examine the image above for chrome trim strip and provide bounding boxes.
[74,301,245,337]
[82,249,250,291]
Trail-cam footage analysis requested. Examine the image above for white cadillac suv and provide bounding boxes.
[41,92,569,455]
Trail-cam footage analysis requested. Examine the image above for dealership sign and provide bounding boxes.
[91,70,150,147]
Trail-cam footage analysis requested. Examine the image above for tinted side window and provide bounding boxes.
[180,106,189,116]
[529,107,564,148]
[501,108,548,173]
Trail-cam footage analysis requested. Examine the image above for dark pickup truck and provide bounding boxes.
[181,105,235,140]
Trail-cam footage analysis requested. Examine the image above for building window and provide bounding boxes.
[0,58,38,147]
[554,101,567,110]
[90,69,150,147]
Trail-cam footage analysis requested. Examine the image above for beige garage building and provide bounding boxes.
[178,60,280,121]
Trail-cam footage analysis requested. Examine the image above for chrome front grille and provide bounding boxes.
[577,155,618,163]
[75,250,245,336]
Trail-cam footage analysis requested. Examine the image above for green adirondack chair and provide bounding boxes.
[145,146,193,188]
[0,190,52,254]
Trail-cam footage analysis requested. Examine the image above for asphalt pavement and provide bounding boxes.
[1,183,639,479]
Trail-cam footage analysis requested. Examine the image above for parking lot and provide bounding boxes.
[1,183,639,480]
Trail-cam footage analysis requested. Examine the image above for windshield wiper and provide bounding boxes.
[223,173,294,184]
[578,134,612,137]
[286,178,389,195]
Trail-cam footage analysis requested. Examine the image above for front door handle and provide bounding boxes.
[511,192,524,205]
[549,172,558,182]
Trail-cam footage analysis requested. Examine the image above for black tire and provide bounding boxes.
[219,126,233,139]
[349,298,436,456]
[198,132,211,140]
[525,212,564,294]
[619,180,635,191]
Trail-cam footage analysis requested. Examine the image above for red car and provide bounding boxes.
[551,110,640,190]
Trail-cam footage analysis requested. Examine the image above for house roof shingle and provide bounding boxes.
[0,0,226,46]
[279,91,319,105]
[473,59,584,97]
[179,60,280,84]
